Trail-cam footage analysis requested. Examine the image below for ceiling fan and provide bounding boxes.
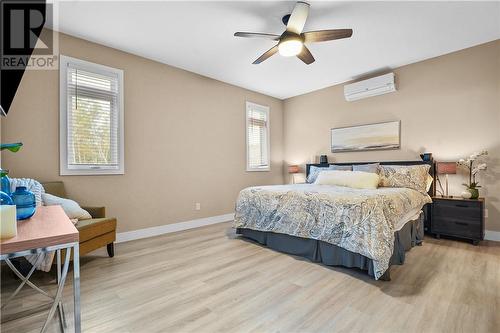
[234,1,353,65]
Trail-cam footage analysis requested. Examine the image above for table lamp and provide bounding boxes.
[437,162,456,198]
[288,165,300,184]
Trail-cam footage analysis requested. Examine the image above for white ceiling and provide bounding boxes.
[51,1,500,99]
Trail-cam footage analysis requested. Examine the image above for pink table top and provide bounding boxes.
[1,206,79,255]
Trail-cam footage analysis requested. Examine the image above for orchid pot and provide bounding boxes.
[468,187,480,200]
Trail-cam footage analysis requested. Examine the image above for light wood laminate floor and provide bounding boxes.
[1,222,499,333]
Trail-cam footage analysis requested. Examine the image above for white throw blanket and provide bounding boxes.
[9,178,54,272]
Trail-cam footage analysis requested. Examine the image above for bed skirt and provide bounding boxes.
[236,213,424,281]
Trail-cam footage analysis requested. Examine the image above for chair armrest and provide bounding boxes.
[82,206,106,218]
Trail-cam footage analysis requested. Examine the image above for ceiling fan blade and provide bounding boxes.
[253,45,279,64]
[234,32,280,40]
[297,46,315,65]
[303,29,353,43]
[286,1,310,34]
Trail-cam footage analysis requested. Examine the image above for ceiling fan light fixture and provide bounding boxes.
[278,39,303,57]
[234,1,353,64]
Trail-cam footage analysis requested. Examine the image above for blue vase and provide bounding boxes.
[1,175,11,195]
[11,186,36,220]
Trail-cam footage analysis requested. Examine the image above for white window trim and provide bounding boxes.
[59,55,125,175]
[246,101,271,172]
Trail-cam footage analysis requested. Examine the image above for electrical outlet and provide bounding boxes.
[195,203,201,211]
[484,209,488,218]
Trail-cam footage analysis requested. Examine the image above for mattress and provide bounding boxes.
[234,184,432,279]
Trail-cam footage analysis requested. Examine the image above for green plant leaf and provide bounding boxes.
[0,142,23,152]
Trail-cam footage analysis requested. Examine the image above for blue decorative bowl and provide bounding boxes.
[11,186,36,220]
[0,190,14,205]
[1,174,11,195]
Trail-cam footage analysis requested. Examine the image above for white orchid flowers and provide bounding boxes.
[473,163,487,176]
[458,150,488,165]
[457,150,488,189]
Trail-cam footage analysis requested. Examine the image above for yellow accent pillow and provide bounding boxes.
[314,170,380,189]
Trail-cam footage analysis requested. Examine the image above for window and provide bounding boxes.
[246,102,270,171]
[59,55,124,175]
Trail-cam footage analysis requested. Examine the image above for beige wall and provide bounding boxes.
[2,31,499,234]
[1,31,284,232]
[284,40,500,231]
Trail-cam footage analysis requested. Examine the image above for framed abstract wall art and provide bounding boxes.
[331,121,400,152]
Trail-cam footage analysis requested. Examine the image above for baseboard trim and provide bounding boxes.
[116,213,234,243]
[117,216,500,243]
[485,230,500,242]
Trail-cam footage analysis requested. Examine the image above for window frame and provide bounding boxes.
[59,55,124,175]
[245,101,271,172]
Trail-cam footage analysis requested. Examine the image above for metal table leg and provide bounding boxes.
[41,247,71,333]
[0,242,80,332]
[57,249,68,332]
[73,244,81,333]
[1,254,47,308]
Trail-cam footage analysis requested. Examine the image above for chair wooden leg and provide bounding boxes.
[106,243,115,258]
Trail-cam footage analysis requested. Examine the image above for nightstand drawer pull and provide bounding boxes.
[455,204,469,208]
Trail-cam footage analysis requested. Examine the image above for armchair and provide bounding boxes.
[42,181,116,257]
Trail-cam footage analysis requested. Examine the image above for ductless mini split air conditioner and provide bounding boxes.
[344,73,396,101]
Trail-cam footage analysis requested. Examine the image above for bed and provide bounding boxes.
[234,161,435,280]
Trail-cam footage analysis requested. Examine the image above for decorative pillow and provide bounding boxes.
[330,165,353,171]
[314,170,380,189]
[41,193,92,220]
[378,165,431,193]
[307,165,352,183]
[307,166,328,183]
[353,163,380,174]
[426,175,434,193]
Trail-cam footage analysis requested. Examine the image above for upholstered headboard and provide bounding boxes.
[306,160,436,197]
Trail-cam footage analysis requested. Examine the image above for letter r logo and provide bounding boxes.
[1,1,52,55]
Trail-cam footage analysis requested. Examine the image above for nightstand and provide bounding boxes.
[431,197,485,245]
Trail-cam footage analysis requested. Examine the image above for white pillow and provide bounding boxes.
[41,193,92,220]
[314,170,380,189]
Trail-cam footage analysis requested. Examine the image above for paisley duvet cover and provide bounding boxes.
[234,184,431,279]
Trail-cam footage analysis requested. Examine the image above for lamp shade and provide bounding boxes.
[437,162,457,174]
[288,165,300,174]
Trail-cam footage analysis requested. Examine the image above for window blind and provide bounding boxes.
[66,64,120,169]
[246,103,270,170]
